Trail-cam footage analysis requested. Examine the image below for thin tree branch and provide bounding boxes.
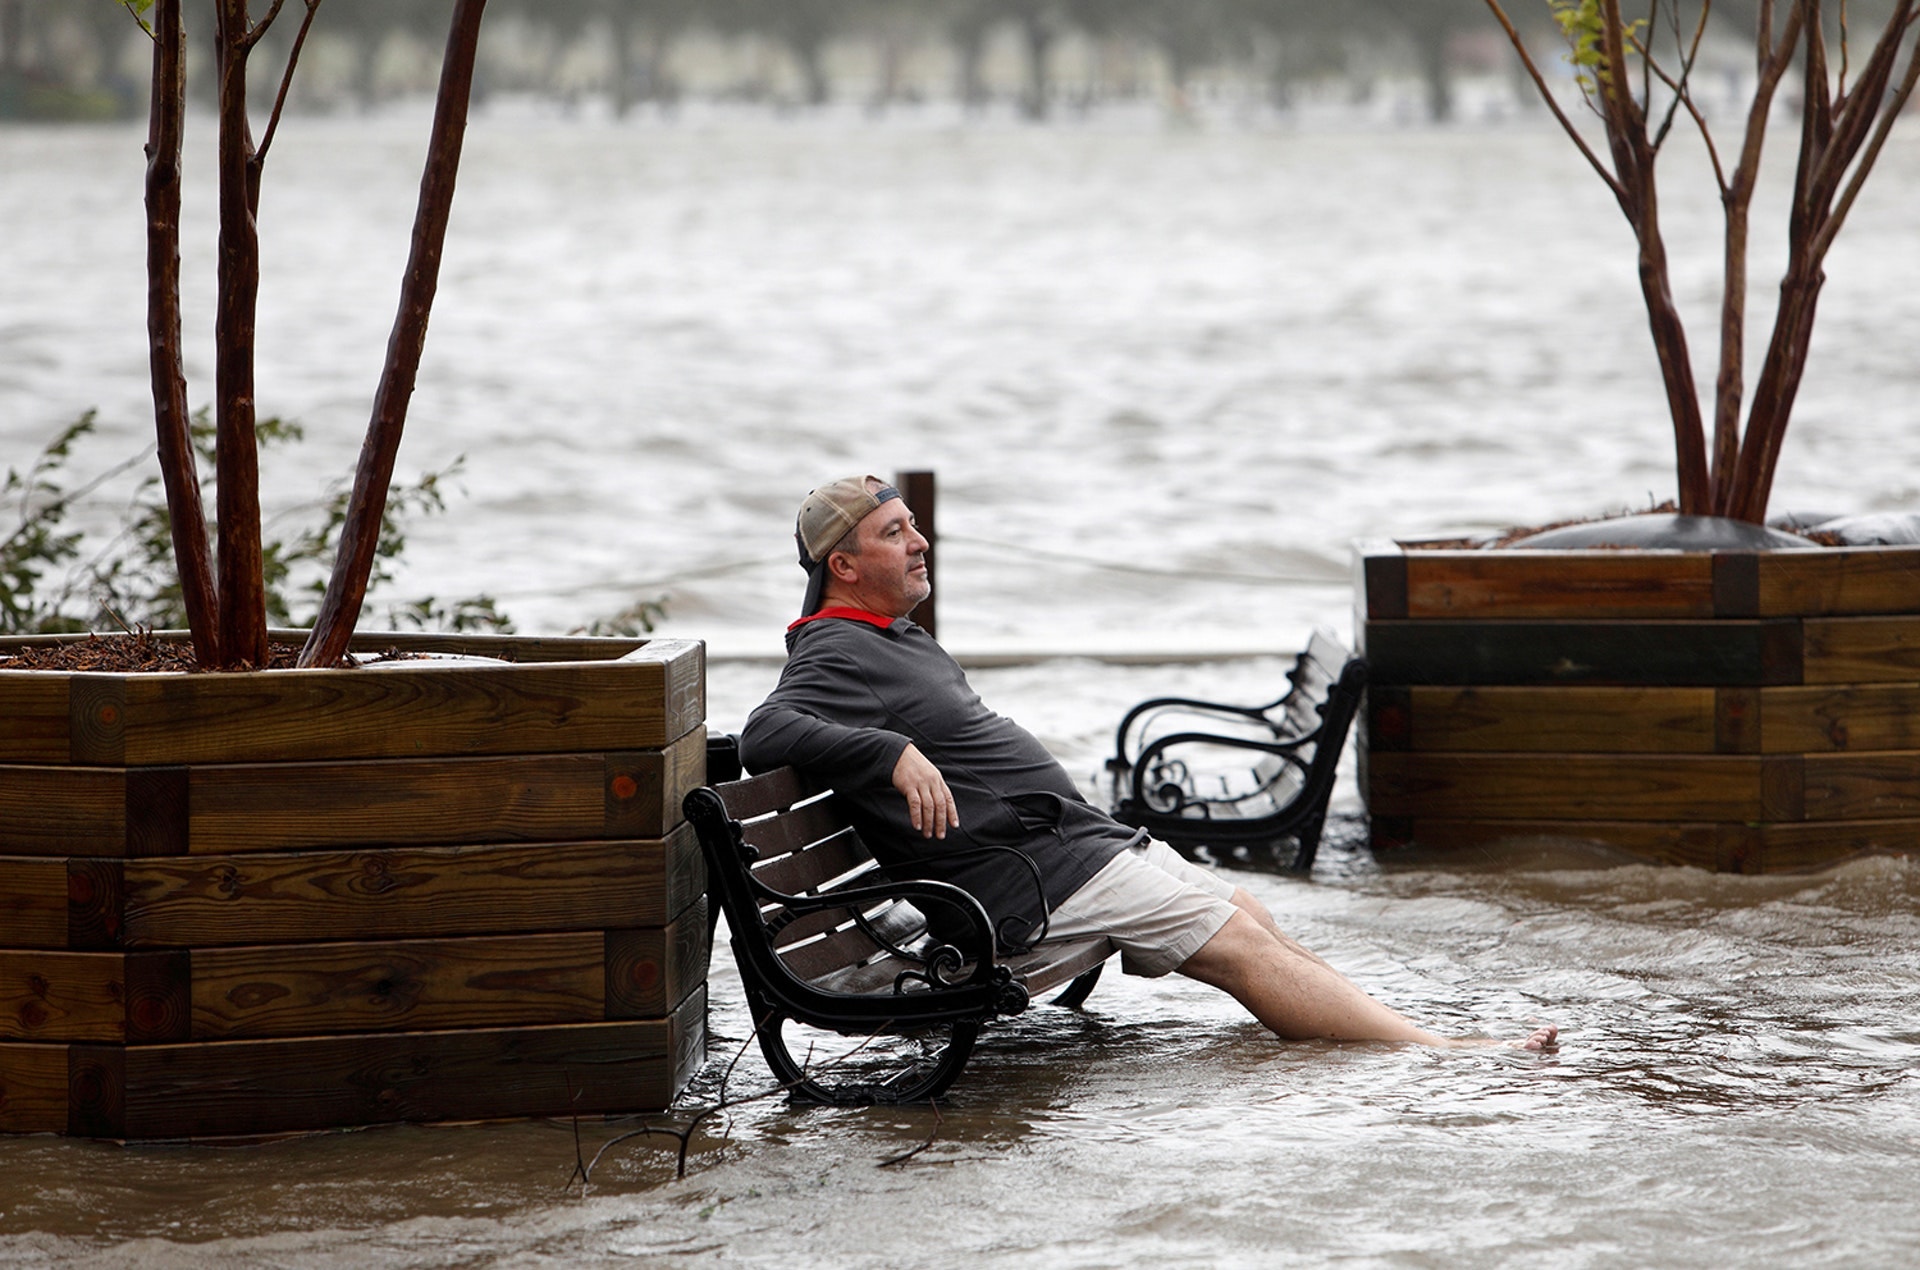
[255,0,323,167]
[213,0,269,667]
[1810,0,1919,257]
[239,0,289,50]
[301,0,486,667]
[1637,40,1726,188]
[141,0,219,664]
[1646,0,1714,153]
[877,1102,944,1168]
[569,1016,899,1190]
[1481,0,1626,200]
[1839,0,1852,95]
[1707,0,1808,511]
[1819,22,1920,258]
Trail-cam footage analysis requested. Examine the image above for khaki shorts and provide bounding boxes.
[1041,839,1239,978]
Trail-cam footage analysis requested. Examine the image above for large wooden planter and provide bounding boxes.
[1355,540,1920,871]
[0,631,709,1140]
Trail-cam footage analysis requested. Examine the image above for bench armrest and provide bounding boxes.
[751,873,1005,994]
[1127,728,1317,811]
[1109,693,1292,772]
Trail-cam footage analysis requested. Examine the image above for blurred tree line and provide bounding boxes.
[1,0,1542,123]
[8,1,1881,124]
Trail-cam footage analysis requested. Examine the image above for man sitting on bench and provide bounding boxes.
[740,475,1557,1052]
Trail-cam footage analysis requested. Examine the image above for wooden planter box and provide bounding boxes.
[0,630,709,1140]
[1355,540,1920,871]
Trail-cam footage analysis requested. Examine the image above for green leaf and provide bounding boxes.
[118,0,157,38]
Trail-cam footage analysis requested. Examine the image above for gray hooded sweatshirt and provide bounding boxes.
[738,610,1138,948]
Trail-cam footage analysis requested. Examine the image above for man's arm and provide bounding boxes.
[738,643,959,838]
[886,741,958,839]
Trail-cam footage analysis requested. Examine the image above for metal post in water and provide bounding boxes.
[896,469,935,639]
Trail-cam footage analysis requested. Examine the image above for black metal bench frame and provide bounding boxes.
[1104,629,1366,873]
[684,765,1111,1105]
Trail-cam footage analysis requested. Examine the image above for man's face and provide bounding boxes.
[837,499,930,619]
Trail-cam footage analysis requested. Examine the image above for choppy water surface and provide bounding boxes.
[4,105,1920,1267]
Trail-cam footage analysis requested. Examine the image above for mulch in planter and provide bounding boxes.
[0,632,399,673]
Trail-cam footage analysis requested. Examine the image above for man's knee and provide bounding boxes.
[1228,886,1277,924]
[1175,909,1270,989]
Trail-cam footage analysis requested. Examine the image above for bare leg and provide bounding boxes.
[1228,886,1340,974]
[1179,910,1558,1050]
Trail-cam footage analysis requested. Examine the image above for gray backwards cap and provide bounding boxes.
[795,475,900,616]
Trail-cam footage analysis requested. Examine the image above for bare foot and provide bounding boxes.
[1515,1025,1558,1052]
[1443,1024,1559,1051]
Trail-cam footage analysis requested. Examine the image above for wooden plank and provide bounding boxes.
[0,858,69,947]
[741,797,851,859]
[1355,540,1407,621]
[0,674,69,762]
[719,768,829,822]
[1401,686,1720,753]
[340,630,652,662]
[606,897,710,1020]
[751,828,874,895]
[1758,546,1920,617]
[112,996,705,1139]
[65,859,125,950]
[781,924,889,983]
[122,822,704,947]
[1372,818,1756,872]
[191,932,605,1039]
[1366,752,1769,821]
[1364,619,1803,687]
[67,1042,123,1137]
[0,914,711,1043]
[187,752,612,854]
[1760,819,1920,870]
[0,767,125,856]
[55,639,706,766]
[0,1042,69,1133]
[0,952,128,1041]
[1403,552,1715,620]
[183,734,702,854]
[1802,753,1920,821]
[1803,618,1920,685]
[1762,684,1920,753]
[0,629,652,663]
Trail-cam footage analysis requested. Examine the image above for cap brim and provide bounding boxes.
[800,561,829,617]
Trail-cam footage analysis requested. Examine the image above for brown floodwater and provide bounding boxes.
[6,827,1919,1268]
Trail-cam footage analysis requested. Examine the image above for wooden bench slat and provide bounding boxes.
[718,768,827,821]
[770,905,864,949]
[780,925,892,982]
[741,799,848,856]
[747,816,865,881]
[748,822,871,891]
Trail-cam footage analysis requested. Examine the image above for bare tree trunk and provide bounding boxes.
[610,5,637,117]
[301,0,487,669]
[0,1,21,75]
[1593,0,1710,511]
[951,18,990,112]
[1708,4,1805,514]
[791,35,830,106]
[1414,16,1454,122]
[1628,181,1713,513]
[1020,10,1054,121]
[213,0,268,667]
[144,0,220,666]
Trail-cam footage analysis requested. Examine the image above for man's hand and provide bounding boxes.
[892,743,959,839]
